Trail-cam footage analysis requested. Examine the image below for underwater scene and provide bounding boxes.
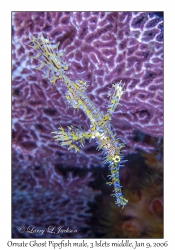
[12,12,163,238]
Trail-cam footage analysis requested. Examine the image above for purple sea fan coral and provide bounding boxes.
[12,162,98,238]
[12,11,163,169]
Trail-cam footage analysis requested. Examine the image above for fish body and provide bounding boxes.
[30,34,128,207]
